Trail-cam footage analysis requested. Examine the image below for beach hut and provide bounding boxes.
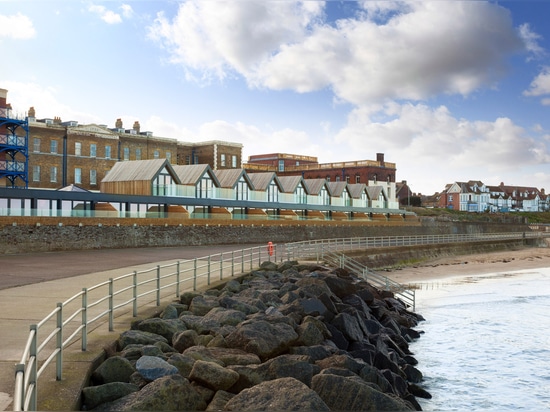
[171,164,220,199]
[327,181,351,207]
[247,172,282,203]
[213,168,254,200]
[347,183,370,208]
[277,175,308,204]
[100,159,180,196]
[304,178,331,206]
[366,185,388,208]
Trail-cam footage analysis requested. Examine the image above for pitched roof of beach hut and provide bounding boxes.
[347,183,368,199]
[327,181,349,197]
[213,168,254,189]
[172,164,221,187]
[277,175,308,194]
[366,185,387,200]
[303,178,330,196]
[102,159,179,183]
[247,172,282,191]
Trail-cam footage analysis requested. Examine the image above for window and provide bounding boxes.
[221,154,226,167]
[278,160,284,172]
[50,167,57,183]
[232,155,237,168]
[90,169,97,185]
[166,151,171,162]
[90,144,97,158]
[336,176,340,182]
[355,175,360,183]
[448,195,453,202]
[105,145,111,159]
[185,155,191,165]
[33,138,41,153]
[136,148,141,160]
[153,150,160,159]
[373,174,377,183]
[32,165,40,182]
[75,142,82,156]
[345,175,350,183]
[74,168,82,184]
[50,140,58,154]
[123,147,130,161]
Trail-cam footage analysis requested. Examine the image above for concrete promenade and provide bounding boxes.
[0,244,265,411]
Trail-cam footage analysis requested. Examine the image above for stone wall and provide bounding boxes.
[0,215,531,254]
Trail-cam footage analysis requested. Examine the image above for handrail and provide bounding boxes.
[12,231,545,410]
[13,243,281,411]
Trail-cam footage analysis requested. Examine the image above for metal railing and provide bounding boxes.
[323,251,415,310]
[13,244,283,411]
[283,231,545,261]
[13,231,547,410]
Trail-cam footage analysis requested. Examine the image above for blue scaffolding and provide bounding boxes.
[0,106,29,188]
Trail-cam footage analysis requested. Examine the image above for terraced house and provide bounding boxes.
[438,180,548,212]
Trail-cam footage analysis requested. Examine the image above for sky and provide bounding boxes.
[2,0,550,196]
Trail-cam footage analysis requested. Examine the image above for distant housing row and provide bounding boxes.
[431,180,548,212]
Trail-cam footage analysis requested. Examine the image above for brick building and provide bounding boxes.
[1,88,242,191]
[244,152,397,201]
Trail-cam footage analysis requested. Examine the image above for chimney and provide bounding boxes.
[376,153,385,165]
[115,118,123,129]
[28,107,36,118]
[54,116,62,124]
[133,121,140,133]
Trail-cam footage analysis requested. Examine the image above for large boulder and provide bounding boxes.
[311,373,413,411]
[92,374,206,411]
[92,356,135,384]
[82,382,138,410]
[189,360,240,391]
[118,330,168,350]
[135,355,179,382]
[224,319,298,360]
[224,377,330,411]
[134,318,185,341]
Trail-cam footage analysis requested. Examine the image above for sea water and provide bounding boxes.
[410,269,550,411]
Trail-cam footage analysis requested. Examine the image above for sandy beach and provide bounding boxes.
[382,245,550,284]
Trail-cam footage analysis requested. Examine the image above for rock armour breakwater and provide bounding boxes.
[82,260,429,411]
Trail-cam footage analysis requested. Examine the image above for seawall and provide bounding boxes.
[0,215,533,254]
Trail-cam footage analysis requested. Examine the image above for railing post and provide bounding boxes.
[231,251,235,277]
[14,363,25,412]
[207,256,211,285]
[176,261,181,297]
[132,271,138,317]
[29,324,38,411]
[250,248,253,270]
[108,278,114,331]
[82,288,87,351]
[156,265,161,306]
[258,246,261,266]
[56,303,63,381]
[220,252,224,281]
[193,258,197,291]
[241,249,245,273]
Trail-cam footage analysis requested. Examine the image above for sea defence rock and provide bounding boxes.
[82,260,429,411]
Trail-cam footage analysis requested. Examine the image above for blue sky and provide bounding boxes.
[2,1,550,196]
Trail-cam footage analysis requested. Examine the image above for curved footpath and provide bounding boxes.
[0,244,263,411]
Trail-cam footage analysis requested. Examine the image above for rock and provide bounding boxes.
[135,355,179,382]
[408,383,432,399]
[403,364,424,383]
[206,390,234,411]
[118,330,168,350]
[92,356,135,384]
[331,312,365,342]
[311,373,413,411]
[189,360,240,391]
[160,304,179,319]
[180,314,221,334]
[218,296,260,315]
[167,353,195,377]
[188,346,261,366]
[224,319,298,360]
[258,261,278,271]
[224,377,330,411]
[135,318,185,341]
[82,382,139,410]
[92,374,206,411]
[289,344,335,361]
[203,307,246,326]
[222,279,242,294]
[189,295,220,316]
[323,275,360,299]
[315,354,367,375]
[172,329,199,353]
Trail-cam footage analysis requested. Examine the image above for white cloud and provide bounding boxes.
[518,23,545,60]
[149,1,525,104]
[0,13,36,39]
[524,66,550,98]
[88,4,123,24]
[148,1,324,82]
[3,81,101,124]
